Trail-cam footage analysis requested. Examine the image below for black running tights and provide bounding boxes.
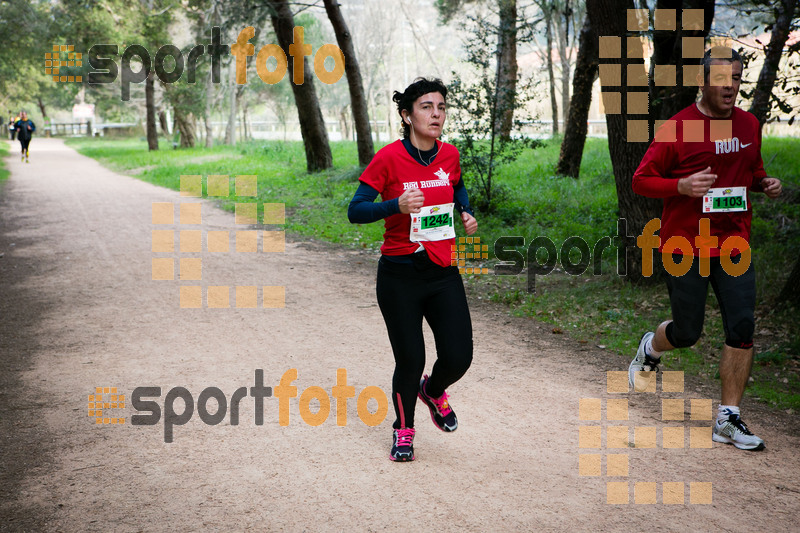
[376,255,473,429]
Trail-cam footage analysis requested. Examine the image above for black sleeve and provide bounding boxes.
[453,179,474,217]
[347,182,401,224]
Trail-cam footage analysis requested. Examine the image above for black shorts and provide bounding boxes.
[19,137,30,152]
[665,254,755,349]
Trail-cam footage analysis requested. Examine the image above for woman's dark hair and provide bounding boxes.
[392,77,448,139]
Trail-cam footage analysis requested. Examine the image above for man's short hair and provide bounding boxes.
[702,46,743,82]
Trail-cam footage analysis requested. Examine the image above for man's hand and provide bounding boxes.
[761,177,782,199]
[398,188,424,214]
[677,166,717,197]
[461,211,477,235]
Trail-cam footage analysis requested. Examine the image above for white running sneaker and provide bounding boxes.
[628,332,660,392]
[713,414,765,451]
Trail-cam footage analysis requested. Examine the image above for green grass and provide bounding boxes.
[0,141,10,183]
[65,135,800,410]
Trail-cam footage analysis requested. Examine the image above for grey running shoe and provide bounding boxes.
[628,332,660,392]
[712,414,765,451]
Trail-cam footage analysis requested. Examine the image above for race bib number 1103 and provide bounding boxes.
[703,187,747,213]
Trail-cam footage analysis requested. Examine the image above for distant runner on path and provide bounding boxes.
[14,110,35,163]
[8,112,18,140]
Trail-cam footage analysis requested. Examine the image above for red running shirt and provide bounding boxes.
[632,104,767,256]
[359,139,461,267]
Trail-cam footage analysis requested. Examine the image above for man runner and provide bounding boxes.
[628,46,782,451]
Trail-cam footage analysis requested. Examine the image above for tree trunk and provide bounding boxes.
[202,2,219,149]
[36,96,47,123]
[205,67,214,148]
[779,256,800,307]
[587,0,662,282]
[174,108,196,148]
[323,0,375,165]
[339,105,350,140]
[496,0,518,138]
[556,2,571,125]
[158,110,169,136]
[242,103,247,142]
[225,62,237,146]
[556,14,598,178]
[749,0,796,125]
[145,70,158,151]
[237,87,247,141]
[269,0,333,172]
[650,0,715,125]
[545,7,559,135]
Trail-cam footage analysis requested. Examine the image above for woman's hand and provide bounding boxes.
[461,212,477,235]
[398,188,424,214]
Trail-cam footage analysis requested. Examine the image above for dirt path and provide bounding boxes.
[1,138,798,532]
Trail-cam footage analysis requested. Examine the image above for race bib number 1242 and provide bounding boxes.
[410,203,456,242]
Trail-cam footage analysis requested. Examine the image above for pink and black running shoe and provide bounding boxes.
[418,374,458,432]
[390,427,415,462]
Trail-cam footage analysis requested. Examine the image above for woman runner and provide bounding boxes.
[348,77,477,461]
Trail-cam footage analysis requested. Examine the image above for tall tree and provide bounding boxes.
[586,0,658,282]
[437,0,519,138]
[748,0,798,125]
[585,1,718,281]
[559,0,714,180]
[267,0,332,171]
[543,3,559,134]
[145,71,159,150]
[139,0,173,151]
[496,0,518,138]
[448,13,540,213]
[554,0,574,125]
[322,0,374,165]
[649,0,715,125]
[743,0,800,307]
[556,14,598,177]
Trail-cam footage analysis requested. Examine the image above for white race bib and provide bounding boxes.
[410,203,456,242]
[702,187,747,213]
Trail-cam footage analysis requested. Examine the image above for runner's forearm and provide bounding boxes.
[348,183,400,224]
